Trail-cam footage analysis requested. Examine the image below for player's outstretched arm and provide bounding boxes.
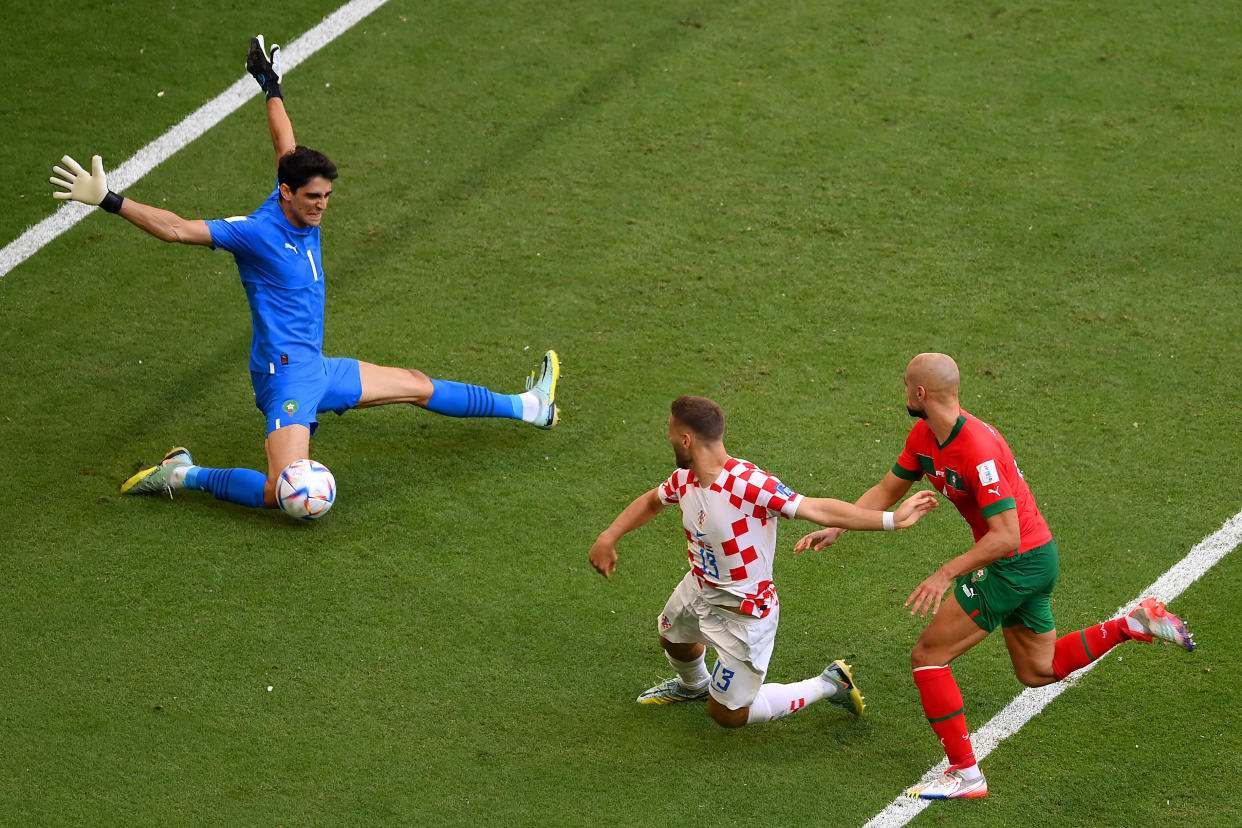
[794,488,937,538]
[793,471,917,553]
[588,488,665,579]
[247,35,295,163]
[50,154,211,245]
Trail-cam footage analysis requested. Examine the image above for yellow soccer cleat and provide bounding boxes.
[120,447,193,497]
[526,349,560,429]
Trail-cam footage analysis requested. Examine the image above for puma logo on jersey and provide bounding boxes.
[285,242,299,254]
[986,486,1000,497]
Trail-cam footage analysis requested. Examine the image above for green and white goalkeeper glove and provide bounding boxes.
[50,154,124,213]
[247,35,282,100]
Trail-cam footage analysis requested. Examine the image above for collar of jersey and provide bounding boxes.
[686,460,734,490]
[936,414,968,450]
[277,212,317,236]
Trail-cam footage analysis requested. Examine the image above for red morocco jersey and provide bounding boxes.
[658,457,804,618]
[892,411,1052,554]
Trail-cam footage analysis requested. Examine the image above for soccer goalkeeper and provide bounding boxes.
[50,35,559,514]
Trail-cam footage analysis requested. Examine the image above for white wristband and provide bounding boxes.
[882,511,895,531]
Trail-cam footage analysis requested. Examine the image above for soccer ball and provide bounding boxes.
[276,458,336,520]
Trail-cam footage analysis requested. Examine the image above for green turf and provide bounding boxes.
[2,1,1240,825]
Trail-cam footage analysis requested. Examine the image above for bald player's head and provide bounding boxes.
[904,353,960,419]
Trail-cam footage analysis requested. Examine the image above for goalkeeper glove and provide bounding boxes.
[50,155,124,213]
[247,35,283,100]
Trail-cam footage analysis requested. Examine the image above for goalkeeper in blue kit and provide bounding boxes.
[49,36,560,514]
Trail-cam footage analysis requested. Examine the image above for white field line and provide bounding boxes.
[0,0,390,280]
[863,509,1242,828]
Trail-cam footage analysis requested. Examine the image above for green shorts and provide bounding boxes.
[953,539,1060,634]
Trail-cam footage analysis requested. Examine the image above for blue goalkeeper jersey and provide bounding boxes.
[206,186,326,375]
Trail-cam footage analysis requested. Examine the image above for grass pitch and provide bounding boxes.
[2,2,1240,826]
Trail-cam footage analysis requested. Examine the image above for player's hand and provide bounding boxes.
[893,489,939,529]
[905,568,953,617]
[50,155,109,205]
[247,34,283,99]
[588,538,618,579]
[793,527,845,554]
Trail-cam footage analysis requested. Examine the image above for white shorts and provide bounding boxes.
[657,571,780,710]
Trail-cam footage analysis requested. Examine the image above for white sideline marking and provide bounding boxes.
[863,509,1242,828]
[0,0,390,280]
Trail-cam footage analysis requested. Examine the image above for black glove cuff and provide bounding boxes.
[100,190,124,214]
[266,81,283,101]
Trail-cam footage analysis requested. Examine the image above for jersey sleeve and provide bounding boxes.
[966,455,1016,518]
[206,214,262,256]
[892,426,926,481]
[205,186,280,256]
[738,469,803,519]
[658,470,684,505]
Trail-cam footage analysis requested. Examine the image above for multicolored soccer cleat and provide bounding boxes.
[636,677,709,705]
[905,769,988,800]
[526,349,560,429]
[120,446,193,498]
[1127,597,1196,651]
[823,659,866,716]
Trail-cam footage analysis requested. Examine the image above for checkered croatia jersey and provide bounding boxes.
[658,457,804,618]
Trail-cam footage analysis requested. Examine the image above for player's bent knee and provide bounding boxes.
[910,641,936,669]
[1014,668,1055,688]
[658,637,704,662]
[707,698,748,729]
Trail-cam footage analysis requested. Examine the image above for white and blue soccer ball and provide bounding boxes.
[276,458,336,520]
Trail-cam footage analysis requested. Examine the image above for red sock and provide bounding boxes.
[913,665,975,769]
[1052,618,1131,680]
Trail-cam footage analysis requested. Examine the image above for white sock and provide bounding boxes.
[667,653,710,689]
[169,464,192,489]
[518,391,540,422]
[955,762,983,780]
[745,675,835,724]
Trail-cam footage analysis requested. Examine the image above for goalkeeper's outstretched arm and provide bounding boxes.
[247,35,295,164]
[49,154,211,245]
[266,97,296,166]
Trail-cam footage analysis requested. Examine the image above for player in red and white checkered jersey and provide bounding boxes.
[589,396,938,729]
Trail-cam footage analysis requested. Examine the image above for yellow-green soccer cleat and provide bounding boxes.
[822,659,866,716]
[636,677,709,705]
[120,447,193,497]
[905,769,988,800]
[526,349,560,429]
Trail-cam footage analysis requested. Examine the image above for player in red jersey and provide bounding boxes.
[795,353,1195,800]
[589,396,938,729]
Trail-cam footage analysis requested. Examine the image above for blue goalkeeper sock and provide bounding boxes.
[184,465,268,509]
[425,378,523,419]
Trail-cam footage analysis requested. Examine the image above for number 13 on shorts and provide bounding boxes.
[712,660,734,692]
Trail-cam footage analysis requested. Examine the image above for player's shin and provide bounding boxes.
[1052,619,1131,679]
[914,665,978,771]
[665,652,710,689]
[184,466,268,509]
[744,676,834,724]
[425,379,523,420]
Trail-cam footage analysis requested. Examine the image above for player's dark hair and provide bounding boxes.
[278,145,338,194]
[671,396,725,442]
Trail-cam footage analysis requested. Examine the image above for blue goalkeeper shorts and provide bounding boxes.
[251,356,363,436]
